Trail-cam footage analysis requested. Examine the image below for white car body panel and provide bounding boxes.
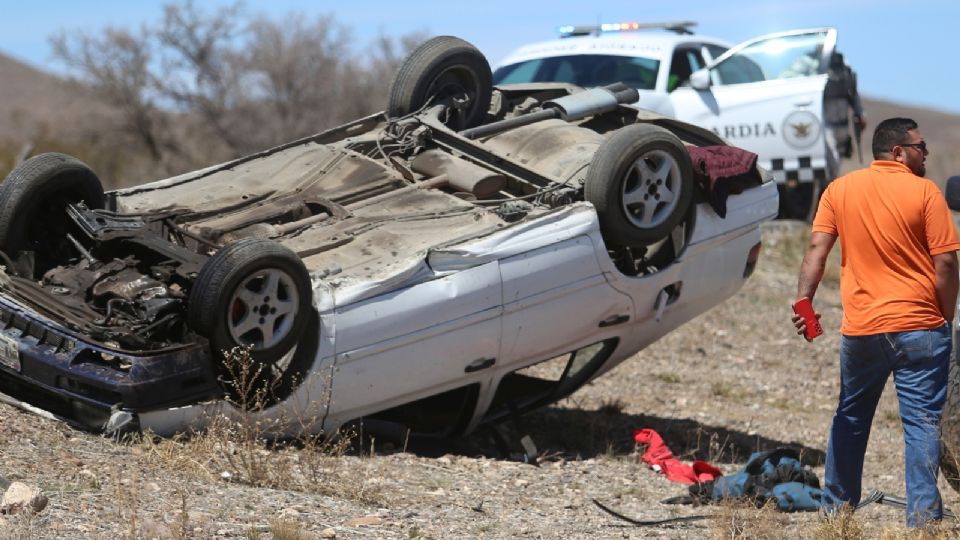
[139,180,778,436]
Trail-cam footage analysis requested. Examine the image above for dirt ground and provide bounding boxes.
[1,220,959,539]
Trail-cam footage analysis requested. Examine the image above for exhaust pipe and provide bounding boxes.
[459,83,639,140]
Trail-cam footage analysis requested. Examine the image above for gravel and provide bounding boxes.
[2,221,959,539]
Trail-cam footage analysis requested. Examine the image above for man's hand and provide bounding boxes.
[791,303,822,341]
[854,114,867,131]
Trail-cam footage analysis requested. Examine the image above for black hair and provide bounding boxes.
[872,117,918,158]
[829,52,845,68]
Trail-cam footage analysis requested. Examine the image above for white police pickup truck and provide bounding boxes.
[494,22,842,219]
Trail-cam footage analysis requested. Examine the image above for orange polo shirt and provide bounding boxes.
[812,161,960,335]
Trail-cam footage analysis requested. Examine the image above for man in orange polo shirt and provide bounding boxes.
[793,117,959,527]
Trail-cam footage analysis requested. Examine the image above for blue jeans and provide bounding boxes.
[822,323,950,527]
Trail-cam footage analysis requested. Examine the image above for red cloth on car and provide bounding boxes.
[633,428,722,485]
[686,145,762,218]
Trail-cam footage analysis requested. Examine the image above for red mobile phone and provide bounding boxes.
[792,297,823,341]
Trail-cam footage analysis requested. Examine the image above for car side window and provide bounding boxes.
[710,31,829,86]
[703,44,728,63]
[667,48,705,92]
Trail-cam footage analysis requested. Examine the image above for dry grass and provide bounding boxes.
[5,218,960,537]
[708,500,790,539]
[813,506,864,540]
[135,347,388,507]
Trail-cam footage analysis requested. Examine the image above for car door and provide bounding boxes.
[668,28,837,182]
[327,262,502,421]
[497,234,634,368]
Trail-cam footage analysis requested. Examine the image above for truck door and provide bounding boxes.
[668,28,837,210]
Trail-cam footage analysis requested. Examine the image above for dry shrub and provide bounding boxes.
[813,505,863,540]
[267,518,312,540]
[0,513,39,540]
[138,347,386,505]
[708,500,788,540]
[877,521,960,540]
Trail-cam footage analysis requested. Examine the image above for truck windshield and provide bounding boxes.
[493,54,660,90]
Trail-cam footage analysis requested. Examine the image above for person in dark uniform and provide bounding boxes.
[823,52,866,175]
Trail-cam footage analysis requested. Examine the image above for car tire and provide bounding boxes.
[941,337,960,492]
[387,36,492,131]
[0,152,105,278]
[585,124,694,247]
[188,238,314,406]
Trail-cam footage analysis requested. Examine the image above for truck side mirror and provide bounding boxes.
[689,68,711,91]
[946,176,960,211]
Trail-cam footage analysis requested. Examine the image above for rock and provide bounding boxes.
[187,510,213,525]
[344,515,382,527]
[320,527,337,538]
[79,468,99,488]
[278,507,300,519]
[1,482,48,515]
[139,518,173,539]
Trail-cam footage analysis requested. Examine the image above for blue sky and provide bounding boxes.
[2,0,958,114]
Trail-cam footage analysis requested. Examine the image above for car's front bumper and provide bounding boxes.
[0,296,221,431]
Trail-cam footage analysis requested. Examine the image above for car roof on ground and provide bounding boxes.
[495,33,732,67]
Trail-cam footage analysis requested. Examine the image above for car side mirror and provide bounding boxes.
[946,176,960,211]
[689,68,711,91]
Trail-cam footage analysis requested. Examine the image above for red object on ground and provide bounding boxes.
[633,428,722,485]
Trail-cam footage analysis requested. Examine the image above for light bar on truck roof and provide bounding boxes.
[557,20,697,38]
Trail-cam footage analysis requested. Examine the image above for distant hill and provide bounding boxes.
[0,52,113,143]
[856,97,960,186]
[0,52,957,186]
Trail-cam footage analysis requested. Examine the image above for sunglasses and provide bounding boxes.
[895,141,928,153]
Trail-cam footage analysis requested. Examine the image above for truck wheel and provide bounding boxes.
[0,153,104,278]
[941,338,960,492]
[585,124,694,247]
[387,36,492,131]
[189,238,314,406]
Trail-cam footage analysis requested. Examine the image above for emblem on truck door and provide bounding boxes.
[782,110,821,149]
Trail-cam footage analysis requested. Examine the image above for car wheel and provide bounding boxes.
[0,152,104,278]
[941,335,960,492]
[189,238,314,406]
[387,36,492,131]
[585,124,694,247]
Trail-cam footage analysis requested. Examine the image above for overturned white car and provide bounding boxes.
[0,36,777,437]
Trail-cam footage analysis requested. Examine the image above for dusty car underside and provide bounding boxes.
[0,36,760,434]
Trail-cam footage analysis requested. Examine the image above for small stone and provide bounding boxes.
[278,507,300,519]
[139,518,172,539]
[320,527,337,538]
[79,469,99,488]
[1,482,48,515]
[187,511,213,525]
[344,516,382,527]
